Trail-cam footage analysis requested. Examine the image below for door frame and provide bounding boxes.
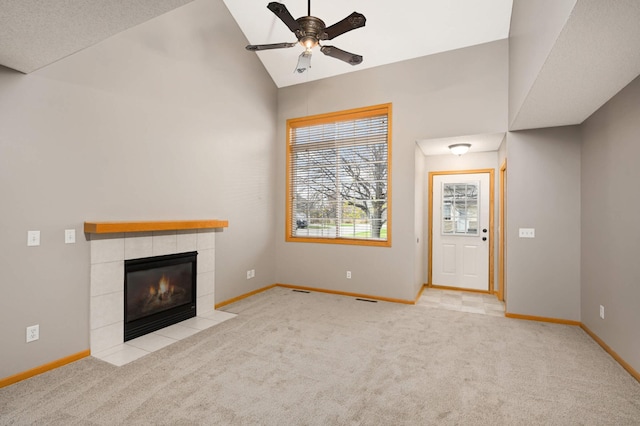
[428,169,495,293]
[498,160,506,301]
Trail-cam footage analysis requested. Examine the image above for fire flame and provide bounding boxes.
[158,275,169,294]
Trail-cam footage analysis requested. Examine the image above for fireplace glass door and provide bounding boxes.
[124,251,197,341]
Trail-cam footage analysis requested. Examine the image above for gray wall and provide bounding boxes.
[508,0,576,128]
[0,0,278,379]
[414,144,426,289]
[276,40,508,301]
[505,127,581,320]
[581,74,640,372]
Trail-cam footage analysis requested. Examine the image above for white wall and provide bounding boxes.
[0,0,278,379]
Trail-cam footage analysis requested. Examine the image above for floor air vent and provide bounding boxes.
[355,298,378,303]
[292,290,311,293]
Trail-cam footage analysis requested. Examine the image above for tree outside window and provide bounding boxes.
[286,104,392,247]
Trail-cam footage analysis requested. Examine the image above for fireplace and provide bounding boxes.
[124,251,197,341]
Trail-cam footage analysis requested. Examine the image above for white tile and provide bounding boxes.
[462,294,484,302]
[91,292,123,330]
[98,345,149,367]
[153,323,200,340]
[197,230,215,250]
[462,300,484,308]
[152,232,177,256]
[91,322,123,354]
[179,316,219,331]
[440,303,463,312]
[197,249,215,274]
[177,231,198,252]
[197,271,215,296]
[127,333,177,352]
[484,303,505,312]
[197,293,215,315]
[441,297,462,306]
[90,235,124,264]
[90,261,124,297]
[199,310,237,324]
[460,305,486,314]
[92,343,127,359]
[124,233,153,260]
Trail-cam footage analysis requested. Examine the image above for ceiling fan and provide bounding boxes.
[245,1,366,74]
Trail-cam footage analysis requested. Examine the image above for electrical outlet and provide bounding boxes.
[346,271,352,279]
[246,270,251,280]
[600,305,605,319]
[518,228,535,238]
[250,269,255,278]
[26,325,39,343]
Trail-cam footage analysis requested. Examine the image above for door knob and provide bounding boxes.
[482,228,487,233]
[482,237,487,241]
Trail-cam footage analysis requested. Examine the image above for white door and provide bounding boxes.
[432,173,490,291]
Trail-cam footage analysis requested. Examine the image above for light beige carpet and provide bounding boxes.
[1,287,639,425]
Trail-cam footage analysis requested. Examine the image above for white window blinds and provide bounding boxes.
[286,104,391,246]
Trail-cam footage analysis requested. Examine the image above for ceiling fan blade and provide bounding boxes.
[267,2,301,33]
[320,45,363,65]
[246,42,297,51]
[322,12,366,40]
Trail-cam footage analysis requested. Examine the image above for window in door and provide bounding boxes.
[441,182,479,235]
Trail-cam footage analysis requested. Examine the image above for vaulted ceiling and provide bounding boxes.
[1,0,639,134]
[222,0,513,88]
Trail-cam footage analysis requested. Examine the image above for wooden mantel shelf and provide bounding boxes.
[84,219,228,234]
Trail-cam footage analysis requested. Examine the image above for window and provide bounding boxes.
[286,103,392,246]
[441,182,479,235]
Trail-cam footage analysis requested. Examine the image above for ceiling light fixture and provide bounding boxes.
[448,143,471,156]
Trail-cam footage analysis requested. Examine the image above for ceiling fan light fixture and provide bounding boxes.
[299,36,318,50]
[449,143,471,156]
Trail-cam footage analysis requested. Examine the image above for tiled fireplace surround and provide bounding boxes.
[89,230,217,355]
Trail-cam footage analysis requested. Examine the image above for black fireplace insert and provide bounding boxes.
[124,251,197,341]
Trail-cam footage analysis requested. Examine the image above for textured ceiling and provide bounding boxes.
[0,0,513,79]
[509,0,640,130]
[1,0,638,135]
[0,0,194,73]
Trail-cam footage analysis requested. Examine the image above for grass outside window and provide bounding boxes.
[286,103,392,247]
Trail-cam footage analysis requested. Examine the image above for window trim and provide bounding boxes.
[285,103,392,247]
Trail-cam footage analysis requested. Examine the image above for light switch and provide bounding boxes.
[27,230,40,246]
[519,228,535,238]
[65,229,76,244]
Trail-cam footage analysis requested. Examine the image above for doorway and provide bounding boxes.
[428,170,494,292]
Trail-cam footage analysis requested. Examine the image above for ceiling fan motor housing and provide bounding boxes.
[296,16,327,47]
